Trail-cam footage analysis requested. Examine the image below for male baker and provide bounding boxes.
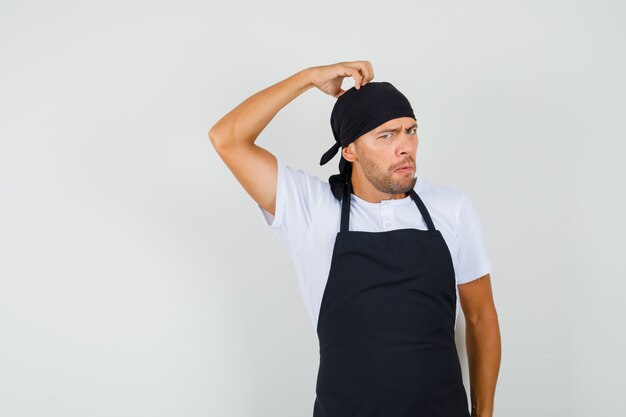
[209,61,501,417]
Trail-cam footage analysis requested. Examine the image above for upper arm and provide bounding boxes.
[212,141,278,216]
[458,273,497,323]
[454,191,496,321]
[455,191,492,285]
[211,135,329,254]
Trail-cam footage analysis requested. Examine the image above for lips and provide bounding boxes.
[395,164,413,172]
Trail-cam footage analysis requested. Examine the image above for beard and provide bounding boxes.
[356,153,417,195]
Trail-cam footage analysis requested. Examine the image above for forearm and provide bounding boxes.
[466,312,501,417]
[208,68,314,149]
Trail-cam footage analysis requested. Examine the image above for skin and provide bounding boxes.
[341,116,419,203]
[208,61,500,417]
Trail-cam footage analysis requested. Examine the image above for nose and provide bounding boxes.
[398,128,417,155]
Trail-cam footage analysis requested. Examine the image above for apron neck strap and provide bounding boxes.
[340,178,352,233]
[409,188,437,233]
[340,179,437,234]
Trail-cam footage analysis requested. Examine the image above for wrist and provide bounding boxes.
[291,68,315,92]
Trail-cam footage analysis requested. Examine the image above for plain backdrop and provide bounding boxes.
[1,1,625,416]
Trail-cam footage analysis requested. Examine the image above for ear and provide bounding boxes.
[342,142,357,163]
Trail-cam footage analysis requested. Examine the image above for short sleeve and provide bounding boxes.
[257,157,327,255]
[455,192,493,284]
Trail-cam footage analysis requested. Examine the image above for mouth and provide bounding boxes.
[394,164,413,173]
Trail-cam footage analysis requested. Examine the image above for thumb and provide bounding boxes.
[335,88,346,98]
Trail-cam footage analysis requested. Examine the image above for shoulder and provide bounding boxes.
[277,158,333,206]
[415,176,466,216]
[258,157,336,253]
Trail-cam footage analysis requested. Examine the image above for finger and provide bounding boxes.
[351,61,371,86]
[336,88,346,98]
[338,67,360,89]
[364,61,375,83]
[344,65,364,89]
[350,62,372,87]
[355,71,363,89]
[358,61,374,85]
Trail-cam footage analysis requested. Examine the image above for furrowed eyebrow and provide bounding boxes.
[376,123,418,134]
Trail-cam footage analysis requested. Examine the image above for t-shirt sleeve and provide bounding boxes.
[455,192,493,284]
[257,157,327,255]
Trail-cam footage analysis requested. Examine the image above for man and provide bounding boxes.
[209,61,501,417]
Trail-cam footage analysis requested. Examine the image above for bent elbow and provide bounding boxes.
[209,126,228,150]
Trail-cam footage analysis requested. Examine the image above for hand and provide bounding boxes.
[306,61,375,98]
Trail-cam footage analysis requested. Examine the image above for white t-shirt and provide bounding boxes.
[257,157,493,331]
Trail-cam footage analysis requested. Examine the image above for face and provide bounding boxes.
[347,117,418,196]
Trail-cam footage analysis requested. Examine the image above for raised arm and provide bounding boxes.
[208,61,374,216]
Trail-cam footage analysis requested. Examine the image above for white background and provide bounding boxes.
[1,1,624,416]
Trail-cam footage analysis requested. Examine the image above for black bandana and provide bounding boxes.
[319,81,416,201]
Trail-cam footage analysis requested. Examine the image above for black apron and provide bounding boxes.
[313,179,470,417]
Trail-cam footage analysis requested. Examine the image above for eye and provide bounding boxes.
[379,133,393,139]
[408,127,417,134]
